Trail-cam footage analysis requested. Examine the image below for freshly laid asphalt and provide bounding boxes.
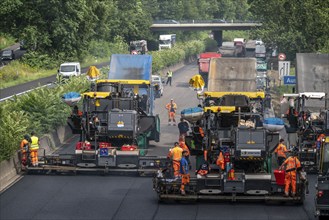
[0,62,317,220]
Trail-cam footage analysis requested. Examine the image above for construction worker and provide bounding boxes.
[167,142,183,178]
[316,133,325,150]
[180,150,190,195]
[20,135,31,166]
[274,139,289,166]
[216,149,225,171]
[279,147,303,197]
[166,69,173,86]
[179,140,190,167]
[178,118,189,140]
[30,131,40,166]
[196,162,209,178]
[165,99,177,126]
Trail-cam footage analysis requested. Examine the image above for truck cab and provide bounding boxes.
[159,34,176,50]
[58,62,81,79]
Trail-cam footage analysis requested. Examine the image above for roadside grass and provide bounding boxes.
[0,56,110,89]
[0,34,16,50]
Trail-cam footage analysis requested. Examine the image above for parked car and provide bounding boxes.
[1,50,15,60]
[151,75,164,97]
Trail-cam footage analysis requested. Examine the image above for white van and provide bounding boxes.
[151,75,164,97]
[58,62,81,78]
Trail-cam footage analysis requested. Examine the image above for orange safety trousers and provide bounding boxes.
[168,112,175,120]
[30,149,39,166]
[180,174,190,191]
[173,160,181,177]
[284,171,297,194]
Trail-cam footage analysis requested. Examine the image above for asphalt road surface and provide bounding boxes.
[0,63,318,220]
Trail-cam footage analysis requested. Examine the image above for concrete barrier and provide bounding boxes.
[0,125,71,193]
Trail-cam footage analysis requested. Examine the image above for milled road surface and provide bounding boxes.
[0,63,317,220]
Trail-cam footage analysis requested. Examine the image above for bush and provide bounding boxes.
[0,76,90,161]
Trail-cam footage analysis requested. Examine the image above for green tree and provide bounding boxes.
[249,0,329,59]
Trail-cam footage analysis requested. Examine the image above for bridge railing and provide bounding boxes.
[153,20,261,24]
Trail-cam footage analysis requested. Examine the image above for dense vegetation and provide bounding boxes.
[249,0,329,60]
[0,0,252,66]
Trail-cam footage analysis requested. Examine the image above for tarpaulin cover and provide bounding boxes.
[62,92,81,106]
[87,66,100,78]
[109,54,152,80]
[62,92,81,99]
[189,74,205,90]
[264,117,284,125]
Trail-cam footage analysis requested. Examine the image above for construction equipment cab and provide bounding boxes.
[58,62,81,79]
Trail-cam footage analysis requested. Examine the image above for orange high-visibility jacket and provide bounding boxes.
[275,143,288,158]
[165,102,177,113]
[179,142,190,156]
[282,156,301,172]
[216,152,225,170]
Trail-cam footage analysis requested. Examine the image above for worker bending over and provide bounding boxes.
[279,147,304,197]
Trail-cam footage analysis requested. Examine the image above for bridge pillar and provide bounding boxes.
[213,30,223,47]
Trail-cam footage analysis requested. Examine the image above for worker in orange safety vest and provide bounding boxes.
[20,135,31,166]
[165,99,177,126]
[167,142,183,178]
[275,139,289,166]
[216,150,225,171]
[279,147,303,197]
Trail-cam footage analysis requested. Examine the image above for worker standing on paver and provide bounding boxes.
[275,139,289,166]
[179,140,190,167]
[279,147,304,197]
[165,99,177,126]
[167,142,183,178]
[180,150,190,195]
[216,149,225,171]
[178,118,189,140]
[20,134,31,166]
[30,131,40,166]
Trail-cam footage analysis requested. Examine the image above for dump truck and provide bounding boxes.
[197,52,221,86]
[24,55,168,175]
[153,58,307,203]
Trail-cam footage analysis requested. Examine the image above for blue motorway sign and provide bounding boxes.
[283,76,296,85]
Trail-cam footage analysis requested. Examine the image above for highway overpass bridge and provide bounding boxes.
[150,21,262,46]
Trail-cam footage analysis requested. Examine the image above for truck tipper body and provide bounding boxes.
[198,52,222,85]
